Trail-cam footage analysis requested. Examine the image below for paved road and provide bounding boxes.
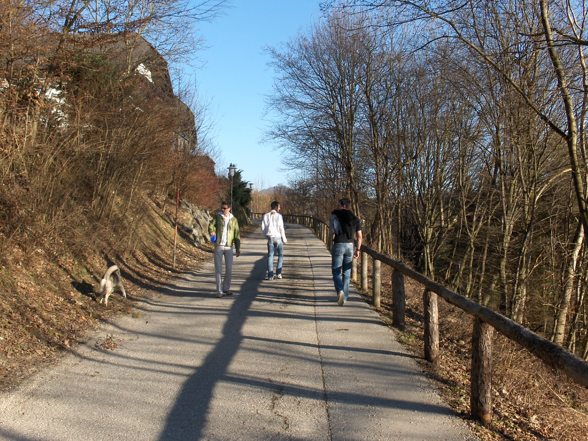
[0,224,476,440]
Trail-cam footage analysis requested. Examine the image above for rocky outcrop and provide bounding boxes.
[180,200,212,245]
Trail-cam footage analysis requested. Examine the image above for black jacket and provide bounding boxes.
[330,209,361,244]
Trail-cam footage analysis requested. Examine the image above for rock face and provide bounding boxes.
[181,200,212,245]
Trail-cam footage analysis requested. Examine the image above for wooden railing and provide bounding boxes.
[266,213,588,424]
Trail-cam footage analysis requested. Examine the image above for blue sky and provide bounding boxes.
[186,0,324,190]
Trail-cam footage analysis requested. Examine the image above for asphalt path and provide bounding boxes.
[0,223,476,440]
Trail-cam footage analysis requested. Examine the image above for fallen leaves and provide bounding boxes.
[0,196,208,394]
[94,335,119,351]
[373,272,588,441]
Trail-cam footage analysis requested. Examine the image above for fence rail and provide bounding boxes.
[263,213,588,424]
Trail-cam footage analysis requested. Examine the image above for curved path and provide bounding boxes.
[0,223,476,440]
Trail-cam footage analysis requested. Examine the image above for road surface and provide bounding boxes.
[0,223,476,441]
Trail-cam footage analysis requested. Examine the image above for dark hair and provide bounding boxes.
[339,197,351,208]
[221,201,230,208]
[271,200,280,210]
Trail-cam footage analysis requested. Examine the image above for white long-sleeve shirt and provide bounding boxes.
[261,210,287,243]
[219,212,233,246]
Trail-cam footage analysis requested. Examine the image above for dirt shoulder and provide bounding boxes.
[366,272,588,441]
[0,198,210,393]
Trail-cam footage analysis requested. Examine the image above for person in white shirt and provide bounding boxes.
[261,201,287,280]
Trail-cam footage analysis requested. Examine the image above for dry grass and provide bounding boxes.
[364,271,588,441]
[0,196,209,392]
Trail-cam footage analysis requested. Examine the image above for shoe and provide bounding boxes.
[276,274,282,279]
[217,292,224,298]
[224,290,234,296]
[265,275,274,280]
[337,291,345,306]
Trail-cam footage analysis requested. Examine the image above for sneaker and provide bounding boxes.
[276,274,282,279]
[265,275,274,280]
[224,290,234,296]
[217,292,224,298]
[337,291,345,306]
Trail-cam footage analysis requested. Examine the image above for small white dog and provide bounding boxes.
[98,265,127,306]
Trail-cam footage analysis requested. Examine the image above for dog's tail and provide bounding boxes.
[104,265,120,280]
[100,265,120,294]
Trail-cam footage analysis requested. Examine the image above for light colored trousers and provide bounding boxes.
[214,245,233,293]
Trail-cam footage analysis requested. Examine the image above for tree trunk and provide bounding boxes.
[553,222,584,345]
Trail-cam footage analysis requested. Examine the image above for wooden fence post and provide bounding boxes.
[423,289,439,365]
[392,269,405,329]
[361,252,368,292]
[352,258,358,283]
[372,259,381,308]
[471,318,493,425]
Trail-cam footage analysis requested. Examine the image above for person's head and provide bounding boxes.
[220,201,231,214]
[271,200,280,211]
[339,197,351,209]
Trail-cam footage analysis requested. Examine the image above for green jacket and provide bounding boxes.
[208,213,241,253]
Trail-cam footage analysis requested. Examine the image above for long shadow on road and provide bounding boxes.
[157,256,266,441]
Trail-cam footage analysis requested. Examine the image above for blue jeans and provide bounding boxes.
[267,237,283,278]
[332,242,353,300]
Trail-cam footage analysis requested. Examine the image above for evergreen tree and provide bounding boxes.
[226,170,252,225]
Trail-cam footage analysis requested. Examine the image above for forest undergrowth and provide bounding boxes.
[371,269,588,441]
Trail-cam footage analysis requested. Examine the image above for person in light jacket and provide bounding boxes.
[208,202,241,297]
[261,200,287,280]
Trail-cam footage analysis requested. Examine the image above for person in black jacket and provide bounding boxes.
[330,198,362,305]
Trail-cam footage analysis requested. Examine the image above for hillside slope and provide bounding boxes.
[0,195,211,392]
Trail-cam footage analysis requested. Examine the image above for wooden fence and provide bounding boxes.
[260,213,588,424]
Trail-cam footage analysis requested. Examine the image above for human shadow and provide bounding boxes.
[0,427,38,441]
[158,256,266,441]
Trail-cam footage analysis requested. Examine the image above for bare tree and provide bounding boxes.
[268,12,365,218]
[337,0,588,240]
[319,0,588,350]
